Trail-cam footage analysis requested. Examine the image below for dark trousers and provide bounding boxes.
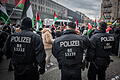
[88,63,107,80]
[14,65,39,80]
[61,68,82,80]
[0,51,4,63]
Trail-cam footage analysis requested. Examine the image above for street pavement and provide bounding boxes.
[0,56,120,80]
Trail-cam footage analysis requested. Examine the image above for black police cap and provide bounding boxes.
[99,21,107,29]
[21,17,32,30]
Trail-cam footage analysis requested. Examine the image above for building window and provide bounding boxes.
[41,7,42,12]
[43,7,45,12]
[32,4,34,9]
[43,0,45,5]
[48,2,49,7]
[35,4,37,10]
[38,6,40,11]
[41,0,45,5]
[46,1,48,6]
[119,7,120,14]
[39,0,42,4]
[46,8,47,13]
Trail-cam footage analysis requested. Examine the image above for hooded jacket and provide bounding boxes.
[42,28,53,49]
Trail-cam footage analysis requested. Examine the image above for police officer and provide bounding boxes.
[86,22,116,80]
[4,17,46,80]
[113,26,120,56]
[0,25,11,63]
[52,22,90,80]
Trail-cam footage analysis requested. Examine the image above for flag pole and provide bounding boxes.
[4,4,19,25]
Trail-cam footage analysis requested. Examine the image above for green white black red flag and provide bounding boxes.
[0,2,9,23]
[21,0,34,27]
[36,12,42,31]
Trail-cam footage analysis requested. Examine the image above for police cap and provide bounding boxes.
[99,21,107,29]
[21,17,32,30]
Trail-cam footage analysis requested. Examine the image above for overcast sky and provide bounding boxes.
[52,0,102,19]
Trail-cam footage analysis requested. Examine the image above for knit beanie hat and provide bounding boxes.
[99,21,107,29]
[21,17,32,30]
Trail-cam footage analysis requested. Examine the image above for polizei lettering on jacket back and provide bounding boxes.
[101,36,114,42]
[60,40,80,47]
[60,40,80,59]
[101,36,114,49]
[11,36,31,53]
[11,36,31,43]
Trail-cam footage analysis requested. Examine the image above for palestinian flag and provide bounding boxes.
[52,12,58,29]
[0,2,9,23]
[87,23,93,36]
[21,0,34,28]
[75,19,78,28]
[112,20,117,26]
[17,0,26,9]
[106,27,112,32]
[36,12,42,31]
[88,23,92,30]
[53,12,58,25]
[94,19,97,26]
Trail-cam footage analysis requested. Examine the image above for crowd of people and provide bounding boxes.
[0,17,120,80]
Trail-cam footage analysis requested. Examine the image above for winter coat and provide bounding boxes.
[42,28,53,49]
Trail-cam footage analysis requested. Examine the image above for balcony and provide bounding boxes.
[103,9,112,13]
[103,4,112,8]
[103,2,112,8]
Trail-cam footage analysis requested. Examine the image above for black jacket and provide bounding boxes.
[86,30,116,64]
[4,30,46,69]
[52,30,90,69]
[0,31,9,56]
[114,27,120,55]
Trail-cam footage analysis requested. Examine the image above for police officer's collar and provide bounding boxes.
[95,29,106,34]
[63,29,76,34]
[21,28,33,31]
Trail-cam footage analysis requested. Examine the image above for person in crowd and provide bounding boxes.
[15,27,21,33]
[82,27,88,36]
[80,26,85,34]
[106,26,113,33]
[86,22,116,80]
[42,28,54,68]
[55,26,62,38]
[3,17,46,80]
[52,22,90,80]
[113,25,120,56]
[75,29,81,35]
[0,25,11,63]
[51,27,56,39]
[37,28,43,37]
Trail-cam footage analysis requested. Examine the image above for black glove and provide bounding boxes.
[81,59,89,71]
[8,60,14,72]
[81,59,86,71]
[8,65,14,72]
[39,68,45,75]
[110,59,114,62]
